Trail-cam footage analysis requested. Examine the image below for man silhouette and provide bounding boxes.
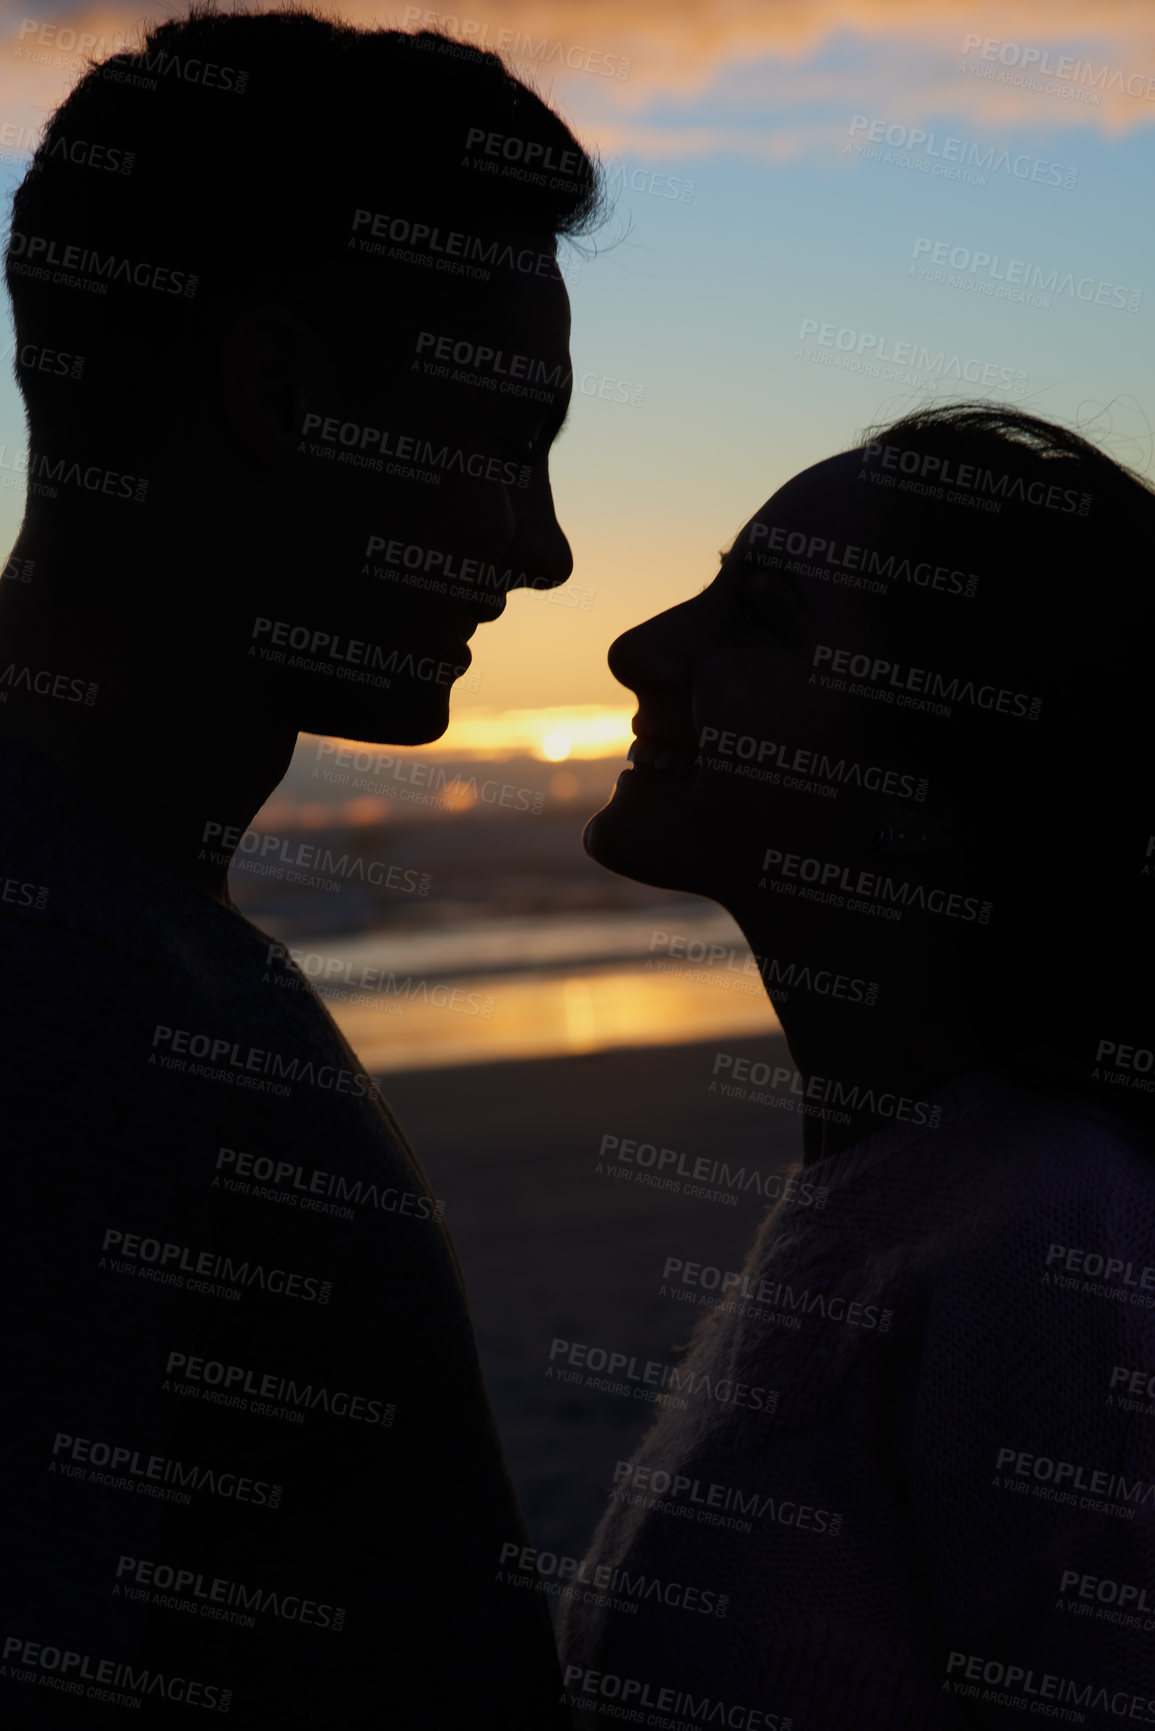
[0,9,596,1726]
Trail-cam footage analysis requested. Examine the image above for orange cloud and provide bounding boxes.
[2,1,1153,166]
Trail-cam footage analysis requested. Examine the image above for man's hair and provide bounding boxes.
[3,2,603,448]
[853,401,1155,1120]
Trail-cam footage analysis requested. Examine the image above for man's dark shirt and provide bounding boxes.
[0,736,567,1727]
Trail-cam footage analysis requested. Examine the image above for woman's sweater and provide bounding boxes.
[558,1070,1155,1730]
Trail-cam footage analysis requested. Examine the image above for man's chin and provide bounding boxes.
[302,691,454,749]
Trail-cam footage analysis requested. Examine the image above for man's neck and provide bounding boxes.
[0,532,298,904]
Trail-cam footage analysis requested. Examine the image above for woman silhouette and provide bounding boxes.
[559,404,1155,1729]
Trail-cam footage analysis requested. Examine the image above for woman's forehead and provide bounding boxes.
[729,450,875,566]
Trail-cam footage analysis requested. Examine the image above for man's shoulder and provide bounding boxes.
[0,891,398,1145]
[0,888,290,1040]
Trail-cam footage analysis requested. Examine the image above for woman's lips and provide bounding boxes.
[626,737,699,781]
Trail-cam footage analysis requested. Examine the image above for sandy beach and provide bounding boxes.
[384,1031,801,1571]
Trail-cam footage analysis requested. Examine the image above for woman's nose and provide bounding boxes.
[608,598,699,691]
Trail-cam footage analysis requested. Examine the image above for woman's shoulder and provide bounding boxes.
[937,1078,1155,1237]
[876,1081,1155,1374]
[806,1073,1155,1335]
[821,1071,1155,1224]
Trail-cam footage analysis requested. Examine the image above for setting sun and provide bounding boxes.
[323,706,635,763]
[541,730,573,761]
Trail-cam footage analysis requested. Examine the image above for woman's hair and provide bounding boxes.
[852,402,1155,1128]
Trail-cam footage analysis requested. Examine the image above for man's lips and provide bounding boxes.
[454,597,508,638]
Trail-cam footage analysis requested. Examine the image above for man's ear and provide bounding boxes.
[216,305,325,468]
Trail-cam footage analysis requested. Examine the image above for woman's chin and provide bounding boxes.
[582,772,704,894]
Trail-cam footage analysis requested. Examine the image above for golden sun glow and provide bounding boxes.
[320,706,635,763]
[541,729,572,762]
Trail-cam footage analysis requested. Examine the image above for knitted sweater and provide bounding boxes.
[0,737,568,1729]
[557,1071,1155,1730]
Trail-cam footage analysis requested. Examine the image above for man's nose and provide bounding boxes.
[506,510,573,593]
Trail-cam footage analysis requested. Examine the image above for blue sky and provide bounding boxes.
[0,2,1151,720]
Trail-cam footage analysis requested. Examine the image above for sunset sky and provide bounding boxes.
[1,0,1152,759]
